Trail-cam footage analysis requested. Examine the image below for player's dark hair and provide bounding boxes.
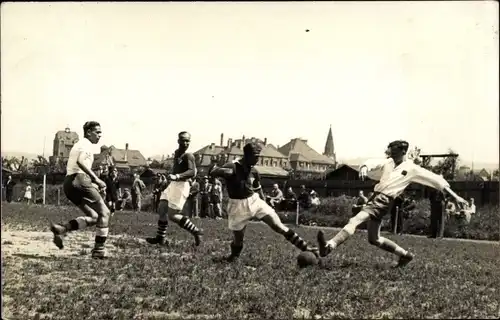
[108,165,116,172]
[388,140,409,153]
[83,121,100,136]
[243,142,263,155]
[178,131,190,138]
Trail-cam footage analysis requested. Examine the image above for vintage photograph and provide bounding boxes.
[1,1,499,319]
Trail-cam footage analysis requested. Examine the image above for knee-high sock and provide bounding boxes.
[94,227,109,253]
[284,229,309,251]
[156,219,168,239]
[64,216,96,232]
[177,216,200,235]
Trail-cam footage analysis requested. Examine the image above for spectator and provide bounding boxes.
[199,176,212,218]
[267,183,284,209]
[118,188,132,211]
[428,186,445,239]
[185,178,200,218]
[3,175,16,203]
[298,185,312,209]
[461,197,476,223]
[131,173,146,212]
[284,186,297,211]
[310,190,320,206]
[105,166,121,216]
[152,173,168,213]
[352,190,368,215]
[210,178,223,220]
[23,181,32,205]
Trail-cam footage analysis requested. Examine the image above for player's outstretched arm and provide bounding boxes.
[209,162,234,179]
[412,165,468,207]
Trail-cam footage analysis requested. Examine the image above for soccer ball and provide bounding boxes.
[297,251,318,268]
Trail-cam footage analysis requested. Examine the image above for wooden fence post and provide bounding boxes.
[295,202,300,226]
[392,206,399,234]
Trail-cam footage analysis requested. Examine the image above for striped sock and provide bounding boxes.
[157,220,168,239]
[284,229,309,251]
[93,227,109,253]
[177,216,200,235]
[65,217,95,232]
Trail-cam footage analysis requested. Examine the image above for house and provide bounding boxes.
[456,166,492,181]
[194,134,289,178]
[325,164,383,181]
[278,137,337,176]
[93,143,147,172]
[49,127,79,165]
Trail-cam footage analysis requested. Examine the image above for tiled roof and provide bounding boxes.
[261,144,288,158]
[94,146,147,168]
[329,164,383,181]
[279,138,335,165]
[289,153,309,162]
[254,165,289,177]
[193,145,226,166]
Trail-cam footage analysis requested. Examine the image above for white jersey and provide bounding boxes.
[66,138,94,176]
[361,158,450,198]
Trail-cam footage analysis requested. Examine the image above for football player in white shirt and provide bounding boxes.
[317,140,468,267]
[50,121,111,259]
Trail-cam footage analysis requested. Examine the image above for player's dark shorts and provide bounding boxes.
[363,192,394,221]
[63,173,102,206]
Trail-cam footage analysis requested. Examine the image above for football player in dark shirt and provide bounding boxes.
[146,131,203,246]
[209,142,318,262]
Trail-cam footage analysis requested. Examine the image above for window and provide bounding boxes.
[264,160,269,166]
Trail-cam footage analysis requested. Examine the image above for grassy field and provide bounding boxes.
[2,203,499,320]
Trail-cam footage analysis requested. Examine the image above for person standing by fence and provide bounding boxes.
[199,176,212,218]
[3,175,16,203]
[23,181,32,205]
[211,178,223,220]
[105,166,120,216]
[185,178,200,218]
[428,187,445,238]
[131,173,146,213]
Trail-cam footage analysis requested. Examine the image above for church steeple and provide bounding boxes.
[323,125,336,164]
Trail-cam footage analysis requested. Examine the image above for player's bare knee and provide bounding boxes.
[261,213,287,234]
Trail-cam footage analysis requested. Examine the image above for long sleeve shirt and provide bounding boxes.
[360,158,450,198]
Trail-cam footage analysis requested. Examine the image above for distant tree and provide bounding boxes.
[493,169,499,181]
[408,146,422,165]
[149,159,163,169]
[432,148,459,180]
[2,156,28,172]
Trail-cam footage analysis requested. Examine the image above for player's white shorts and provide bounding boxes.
[160,181,190,210]
[227,193,277,231]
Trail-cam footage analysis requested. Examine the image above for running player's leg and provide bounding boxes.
[255,198,316,254]
[225,228,246,262]
[317,210,371,257]
[165,182,203,246]
[146,199,169,245]
[167,205,203,246]
[367,218,414,267]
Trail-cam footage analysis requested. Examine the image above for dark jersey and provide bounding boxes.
[224,161,262,200]
[172,150,197,181]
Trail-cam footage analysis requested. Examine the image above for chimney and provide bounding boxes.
[227,138,233,148]
[124,143,129,162]
[242,135,246,144]
[210,143,215,149]
[220,133,224,147]
[264,138,267,145]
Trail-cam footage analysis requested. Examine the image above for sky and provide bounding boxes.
[1,1,498,165]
